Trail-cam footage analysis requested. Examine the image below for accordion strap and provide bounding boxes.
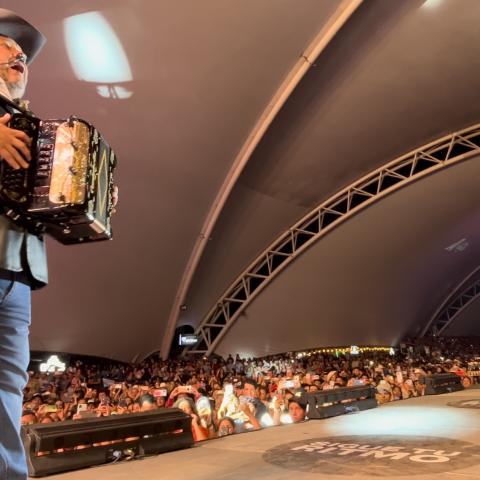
[0,93,34,117]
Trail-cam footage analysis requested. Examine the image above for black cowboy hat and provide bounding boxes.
[0,9,46,63]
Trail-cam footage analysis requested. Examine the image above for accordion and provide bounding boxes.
[0,113,117,244]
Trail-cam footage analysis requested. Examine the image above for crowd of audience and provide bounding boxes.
[21,336,480,443]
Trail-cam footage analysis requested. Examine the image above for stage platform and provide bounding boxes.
[46,387,480,480]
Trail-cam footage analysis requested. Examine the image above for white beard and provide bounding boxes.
[0,77,13,100]
[0,73,26,101]
[5,80,25,100]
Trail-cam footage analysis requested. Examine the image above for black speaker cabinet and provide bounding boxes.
[22,408,193,477]
[305,385,378,420]
[424,373,464,395]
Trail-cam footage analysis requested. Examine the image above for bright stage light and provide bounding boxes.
[40,355,66,373]
[321,405,472,437]
[422,0,444,9]
[261,413,274,427]
[63,11,133,98]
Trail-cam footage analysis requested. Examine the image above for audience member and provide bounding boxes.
[22,335,480,443]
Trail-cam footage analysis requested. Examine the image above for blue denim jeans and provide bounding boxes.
[0,278,31,480]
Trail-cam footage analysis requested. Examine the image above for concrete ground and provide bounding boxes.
[45,387,480,480]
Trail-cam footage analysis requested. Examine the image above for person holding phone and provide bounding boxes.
[173,397,208,442]
[165,383,200,407]
[238,379,270,427]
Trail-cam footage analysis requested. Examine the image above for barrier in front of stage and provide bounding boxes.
[425,373,464,395]
[22,408,193,477]
[304,385,378,420]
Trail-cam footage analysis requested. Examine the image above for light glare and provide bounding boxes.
[96,85,133,99]
[422,0,444,8]
[64,12,132,84]
[40,355,66,373]
[322,406,472,437]
[261,413,274,427]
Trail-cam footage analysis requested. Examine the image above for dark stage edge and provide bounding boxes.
[45,388,480,480]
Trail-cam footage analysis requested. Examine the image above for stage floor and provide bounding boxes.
[47,387,480,480]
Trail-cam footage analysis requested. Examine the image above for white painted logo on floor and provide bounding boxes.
[263,435,480,476]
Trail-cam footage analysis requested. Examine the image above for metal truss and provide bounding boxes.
[184,124,480,356]
[421,266,480,337]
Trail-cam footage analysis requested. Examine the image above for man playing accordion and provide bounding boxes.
[0,9,48,479]
[0,9,117,479]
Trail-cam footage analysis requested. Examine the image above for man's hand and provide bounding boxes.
[0,113,31,169]
[169,387,179,399]
[239,403,261,430]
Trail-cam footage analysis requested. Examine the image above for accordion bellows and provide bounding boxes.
[0,114,116,244]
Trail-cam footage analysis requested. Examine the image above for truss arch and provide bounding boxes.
[421,266,480,337]
[184,124,480,356]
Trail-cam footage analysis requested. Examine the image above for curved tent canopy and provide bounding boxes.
[2,0,479,361]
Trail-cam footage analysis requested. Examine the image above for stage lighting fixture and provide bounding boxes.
[64,11,133,99]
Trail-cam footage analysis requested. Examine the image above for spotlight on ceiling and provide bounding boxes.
[63,11,133,99]
[421,0,444,9]
[445,238,469,253]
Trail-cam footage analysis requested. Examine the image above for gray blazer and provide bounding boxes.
[0,215,48,288]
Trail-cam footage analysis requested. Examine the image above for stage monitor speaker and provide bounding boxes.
[424,373,464,395]
[22,408,193,477]
[304,385,378,420]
